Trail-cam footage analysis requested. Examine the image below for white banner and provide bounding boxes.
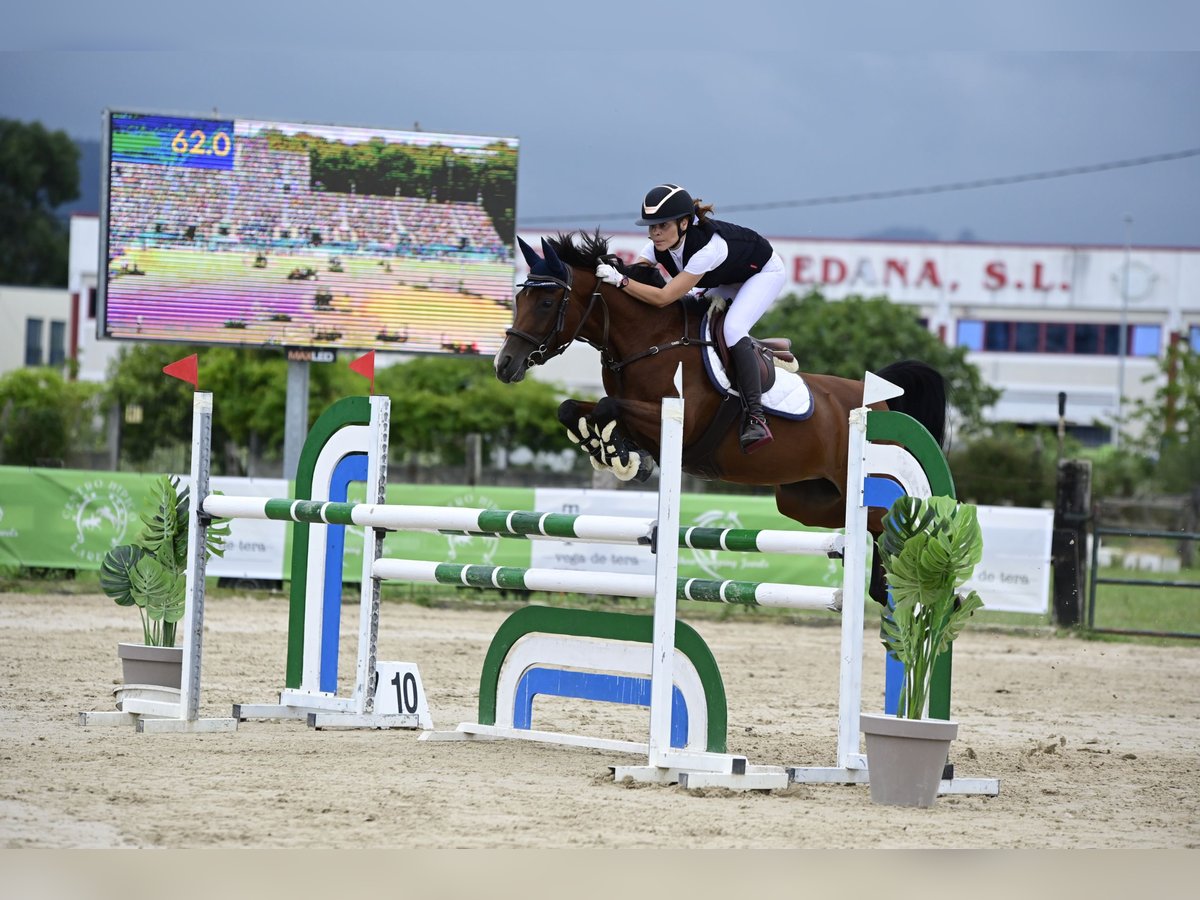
[196,477,1053,613]
[207,476,289,580]
[961,505,1054,615]
[531,488,656,575]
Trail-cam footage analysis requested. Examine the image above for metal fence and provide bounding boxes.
[1087,525,1200,640]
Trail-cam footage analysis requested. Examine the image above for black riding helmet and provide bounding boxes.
[636,184,695,226]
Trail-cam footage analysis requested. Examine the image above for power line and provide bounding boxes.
[519,146,1200,226]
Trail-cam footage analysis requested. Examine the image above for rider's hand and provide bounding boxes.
[595,264,629,289]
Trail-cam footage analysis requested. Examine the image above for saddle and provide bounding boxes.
[705,305,797,393]
[678,301,802,480]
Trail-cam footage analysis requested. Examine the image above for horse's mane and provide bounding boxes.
[547,230,610,269]
[547,229,666,288]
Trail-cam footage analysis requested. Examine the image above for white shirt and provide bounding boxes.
[637,233,730,277]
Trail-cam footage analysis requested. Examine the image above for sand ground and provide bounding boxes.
[2,590,1198,849]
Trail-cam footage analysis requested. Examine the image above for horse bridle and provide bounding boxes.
[506,267,607,367]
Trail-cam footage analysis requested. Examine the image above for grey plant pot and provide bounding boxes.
[860,712,959,808]
[117,642,183,689]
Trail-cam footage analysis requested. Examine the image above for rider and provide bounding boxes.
[595,184,787,453]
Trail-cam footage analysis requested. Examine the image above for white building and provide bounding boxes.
[67,215,107,382]
[0,284,71,374]
[63,213,1200,442]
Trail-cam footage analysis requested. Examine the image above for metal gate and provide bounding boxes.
[1087,526,1200,640]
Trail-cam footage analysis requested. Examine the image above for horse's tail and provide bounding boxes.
[867,359,949,608]
[874,359,947,448]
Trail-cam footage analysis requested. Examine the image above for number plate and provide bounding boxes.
[373,662,432,729]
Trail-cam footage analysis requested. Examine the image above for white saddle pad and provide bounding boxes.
[700,314,814,420]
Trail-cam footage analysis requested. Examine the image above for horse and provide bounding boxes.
[493,230,948,604]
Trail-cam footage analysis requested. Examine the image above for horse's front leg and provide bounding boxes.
[557,397,654,483]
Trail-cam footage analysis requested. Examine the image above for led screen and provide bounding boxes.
[99,110,518,355]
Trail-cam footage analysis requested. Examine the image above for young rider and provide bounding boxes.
[595,184,787,453]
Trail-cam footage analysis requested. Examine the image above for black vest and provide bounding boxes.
[653,218,773,289]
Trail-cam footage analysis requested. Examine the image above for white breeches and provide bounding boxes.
[711,251,787,344]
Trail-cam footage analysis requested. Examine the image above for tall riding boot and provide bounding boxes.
[730,337,773,453]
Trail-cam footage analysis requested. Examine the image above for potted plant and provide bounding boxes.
[860,494,985,807]
[99,475,229,690]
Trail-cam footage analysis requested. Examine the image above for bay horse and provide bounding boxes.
[493,231,948,604]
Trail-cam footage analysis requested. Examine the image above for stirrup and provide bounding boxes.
[740,415,773,454]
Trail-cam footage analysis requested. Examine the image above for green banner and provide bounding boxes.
[331,483,538,576]
[0,467,841,589]
[678,492,842,589]
[0,468,167,570]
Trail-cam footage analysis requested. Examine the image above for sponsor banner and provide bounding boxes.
[208,477,289,579]
[529,490,840,589]
[961,505,1054,615]
[531,489,655,575]
[0,469,145,570]
[338,483,538,576]
[0,469,1051,614]
[678,492,841,588]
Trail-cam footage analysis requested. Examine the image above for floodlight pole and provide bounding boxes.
[283,359,310,481]
[1115,214,1132,450]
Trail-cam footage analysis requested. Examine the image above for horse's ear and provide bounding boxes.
[518,236,542,270]
[540,237,568,280]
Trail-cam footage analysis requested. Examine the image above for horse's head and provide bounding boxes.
[494,234,599,383]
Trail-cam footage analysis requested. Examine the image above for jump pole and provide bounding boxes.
[80,391,239,733]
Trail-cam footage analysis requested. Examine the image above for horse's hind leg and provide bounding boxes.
[774,479,846,530]
[775,480,889,607]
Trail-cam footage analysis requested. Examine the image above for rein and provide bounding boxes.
[507,267,605,367]
[508,265,714,373]
[602,297,714,374]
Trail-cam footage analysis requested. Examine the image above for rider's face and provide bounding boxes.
[648,219,684,251]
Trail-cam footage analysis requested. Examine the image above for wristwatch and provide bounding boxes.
[618,275,629,289]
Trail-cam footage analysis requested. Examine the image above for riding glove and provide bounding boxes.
[595,264,628,288]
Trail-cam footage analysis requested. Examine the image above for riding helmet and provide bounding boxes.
[636,184,695,225]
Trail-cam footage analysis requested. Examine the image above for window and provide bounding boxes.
[956,320,984,351]
[1101,325,1120,355]
[984,321,1011,351]
[1190,325,1200,351]
[1131,325,1161,357]
[1074,324,1100,354]
[1045,323,1069,353]
[49,321,66,366]
[1014,322,1040,352]
[25,318,43,366]
[87,286,97,319]
[954,319,1163,357]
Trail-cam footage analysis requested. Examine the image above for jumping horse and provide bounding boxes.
[493,231,948,604]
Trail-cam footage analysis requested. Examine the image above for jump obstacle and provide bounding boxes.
[81,364,998,795]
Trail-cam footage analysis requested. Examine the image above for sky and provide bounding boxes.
[3,2,1200,249]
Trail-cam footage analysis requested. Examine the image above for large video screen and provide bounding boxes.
[99,110,518,355]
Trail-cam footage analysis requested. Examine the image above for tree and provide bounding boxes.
[1125,340,1200,493]
[106,344,304,473]
[0,367,103,466]
[104,345,198,467]
[947,425,1057,506]
[375,356,573,466]
[104,345,573,474]
[0,119,80,286]
[757,290,1001,432]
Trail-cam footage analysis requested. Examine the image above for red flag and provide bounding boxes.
[349,350,375,394]
[162,354,199,388]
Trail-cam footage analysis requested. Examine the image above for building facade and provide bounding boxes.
[65,214,1200,442]
[517,230,1200,441]
[0,284,71,374]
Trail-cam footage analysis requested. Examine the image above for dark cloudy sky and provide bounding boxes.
[3,1,1198,247]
